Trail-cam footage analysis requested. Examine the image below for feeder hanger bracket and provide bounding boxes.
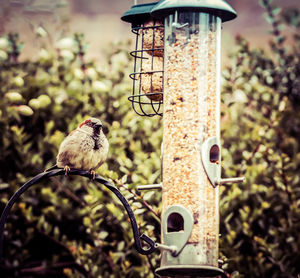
[0,169,156,258]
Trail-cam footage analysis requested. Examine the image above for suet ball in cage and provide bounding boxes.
[122,2,164,116]
[140,55,163,101]
[141,18,164,57]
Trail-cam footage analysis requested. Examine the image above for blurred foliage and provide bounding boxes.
[0,32,162,277]
[0,0,299,277]
[220,1,300,277]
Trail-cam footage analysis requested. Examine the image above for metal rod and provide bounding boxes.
[216,177,245,186]
[0,169,156,257]
[137,183,162,190]
[155,243,177,255]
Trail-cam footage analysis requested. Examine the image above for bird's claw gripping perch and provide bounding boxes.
[89,170,96,180]
[64,165,71,176]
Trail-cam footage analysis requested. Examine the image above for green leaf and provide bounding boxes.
[99,231,109,240]
[272,7,281,16]
[264,13,275,24]
[83,216,91,227]
[143,191,155,201]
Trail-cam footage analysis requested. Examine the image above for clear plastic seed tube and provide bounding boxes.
[162,11,221,266]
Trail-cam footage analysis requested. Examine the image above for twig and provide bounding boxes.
[20,260,88,276]
[146,254,157,277]
[36,227,71,252]
[50,176,86,207]
[95,243,115,271]
[118,182,160,220]
[34,224,89,276]
[279,154,293,206]
[263,0,286,58]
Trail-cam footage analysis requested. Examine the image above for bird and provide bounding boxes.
[47,117,109,179]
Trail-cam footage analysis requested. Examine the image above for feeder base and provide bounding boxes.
[156,265,227,277]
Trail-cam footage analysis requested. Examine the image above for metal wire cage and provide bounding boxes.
[129,19,164,116]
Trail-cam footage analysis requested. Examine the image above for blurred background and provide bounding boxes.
[0,0,298,63]
[1,0,300,277]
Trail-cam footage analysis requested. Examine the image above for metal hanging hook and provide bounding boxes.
[172,10,189,29]
[0,169,156,257]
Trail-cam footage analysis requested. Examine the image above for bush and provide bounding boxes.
[0,1,299,277]
[0,33,161,277]
[220,1,300,277]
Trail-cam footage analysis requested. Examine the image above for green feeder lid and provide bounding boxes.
[121,2,159,24]
[151,0,237,22]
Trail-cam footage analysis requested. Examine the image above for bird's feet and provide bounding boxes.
[89,170,96,180]
[64,165,71,176]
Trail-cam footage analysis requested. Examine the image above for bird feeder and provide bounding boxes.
[122,1,244,277]
[121,2,164,116]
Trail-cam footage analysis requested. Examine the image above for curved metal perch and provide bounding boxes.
[0,169,156,258]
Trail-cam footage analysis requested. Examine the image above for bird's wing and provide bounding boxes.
[56,131,86,167]
[57,149,74,167]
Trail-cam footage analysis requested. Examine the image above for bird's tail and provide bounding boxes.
[44,164,59,172]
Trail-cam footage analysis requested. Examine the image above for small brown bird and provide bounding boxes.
[54,117,109,178]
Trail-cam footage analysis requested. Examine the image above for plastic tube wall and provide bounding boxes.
[162,11,221,266]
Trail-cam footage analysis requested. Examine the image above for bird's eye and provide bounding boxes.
[91,122,102,128]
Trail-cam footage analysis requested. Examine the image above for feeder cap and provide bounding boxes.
[151,0,237,22]
[121,2,159,24]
